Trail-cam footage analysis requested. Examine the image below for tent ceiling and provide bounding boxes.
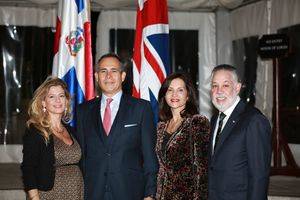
[0,0,260,11]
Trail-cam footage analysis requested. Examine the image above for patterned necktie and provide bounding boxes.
[214,112,226,150]
[103,98,113,135]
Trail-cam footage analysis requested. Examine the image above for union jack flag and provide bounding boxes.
[132,0,170,123]
[52,0,94,126]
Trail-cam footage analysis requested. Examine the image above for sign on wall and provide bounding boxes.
[258,34,289,59]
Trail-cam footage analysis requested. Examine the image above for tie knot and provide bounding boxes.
[106,98,113,105]
[219,112,226,121]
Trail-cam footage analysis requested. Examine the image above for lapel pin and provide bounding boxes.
[232,120,236,123]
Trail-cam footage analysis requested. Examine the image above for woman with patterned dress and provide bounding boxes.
[156,73,210,200]
[21,77,83,200]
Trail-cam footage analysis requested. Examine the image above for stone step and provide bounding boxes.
[0,190,26,200]
[0,190,300,200]
[1,163,300,199]
[269,197,300,200]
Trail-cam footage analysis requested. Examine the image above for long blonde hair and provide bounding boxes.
[27,77,72,142]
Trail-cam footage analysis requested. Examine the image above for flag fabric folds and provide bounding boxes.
[132,0,170,123]
[52,0,94,126]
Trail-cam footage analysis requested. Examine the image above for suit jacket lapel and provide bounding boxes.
[213,101,246,156]
[209,115,218,158]
[89,97,106,145]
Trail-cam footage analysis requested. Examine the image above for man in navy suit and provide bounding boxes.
[208,64,272,200]
[76,53,158,200]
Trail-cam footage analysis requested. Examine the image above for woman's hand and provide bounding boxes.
[144,196,155,200]
[28,189,40,200]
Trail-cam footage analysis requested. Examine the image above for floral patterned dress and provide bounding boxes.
[156,115,210,200]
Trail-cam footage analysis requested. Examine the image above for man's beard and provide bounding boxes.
[212,94,237,112]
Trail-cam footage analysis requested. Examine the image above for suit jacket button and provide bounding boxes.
[106,153,111,156]
[210,166,214,170]
[104,172,107,176]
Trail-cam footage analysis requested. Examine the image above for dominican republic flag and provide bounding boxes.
[132,0,170,123]
[52,0,94,126]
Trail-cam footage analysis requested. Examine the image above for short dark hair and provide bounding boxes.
[95,52,125,72]
[158,72,198,121]
[211,64,240,82]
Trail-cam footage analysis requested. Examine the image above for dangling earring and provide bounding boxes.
[43,107,46,113]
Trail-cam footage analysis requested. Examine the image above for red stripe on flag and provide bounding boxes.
[144,44,165,84]
[133,9,142,73]
[84,22,94,100]
[132,3,143,98]
[141,0,168,27]
[132,85,140,98]
[53,17,61,54]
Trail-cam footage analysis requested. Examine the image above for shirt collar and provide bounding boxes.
[222,96,240,118]
[101,91,123,105]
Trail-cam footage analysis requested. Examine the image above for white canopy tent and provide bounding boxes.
[0,0,247,10]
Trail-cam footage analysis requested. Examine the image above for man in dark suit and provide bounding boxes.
[76,53,158,200]
[208,64,272,200]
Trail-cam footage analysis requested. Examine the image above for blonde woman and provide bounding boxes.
[21,77,83,200]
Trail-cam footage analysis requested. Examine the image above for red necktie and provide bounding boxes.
[103,98,113,135]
